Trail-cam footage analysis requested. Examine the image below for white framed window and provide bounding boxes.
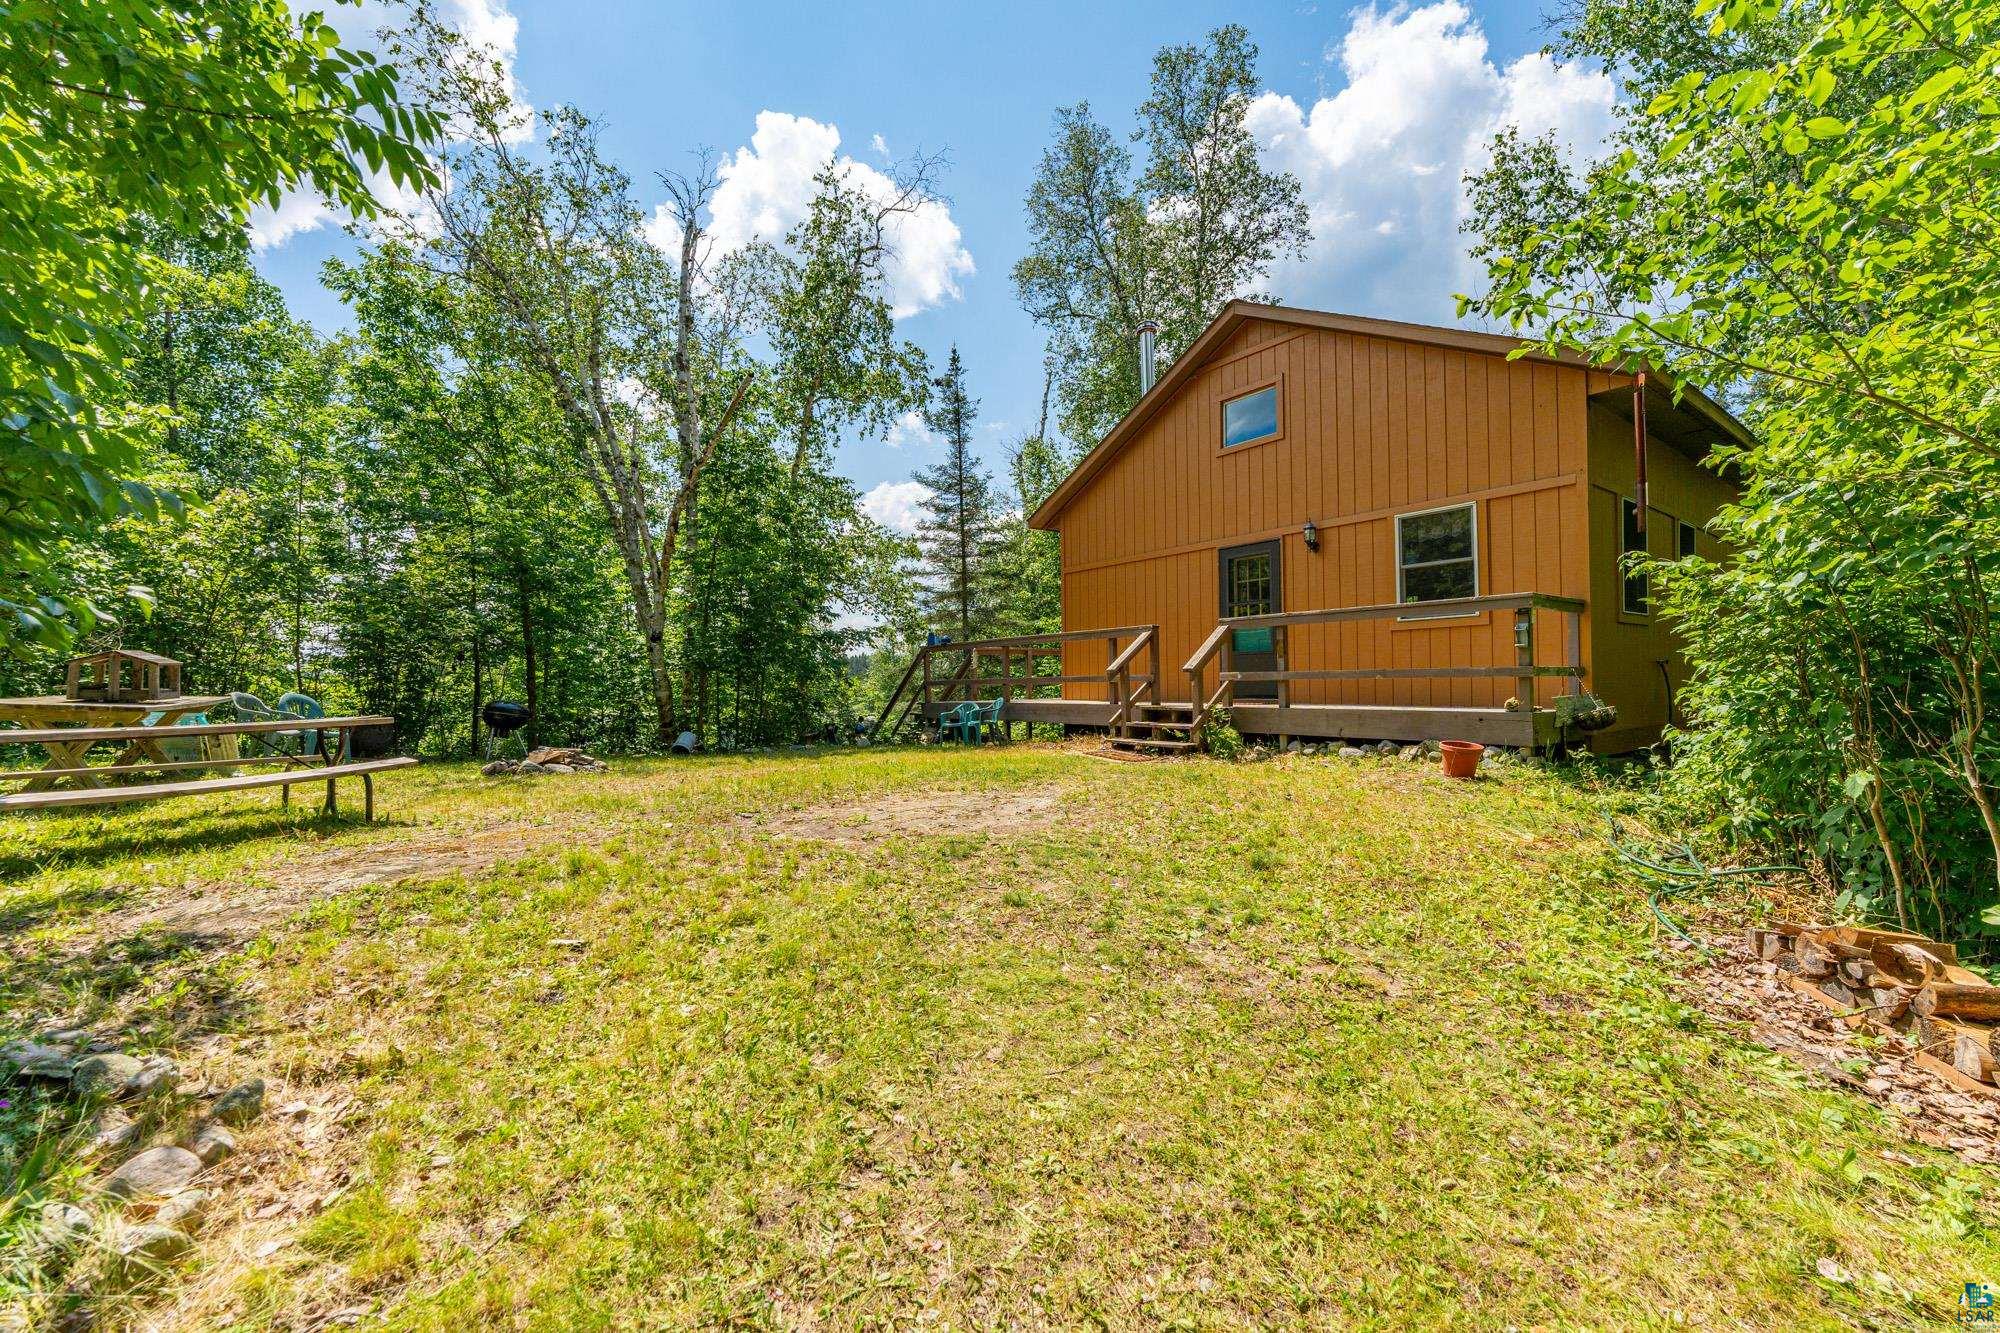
[1221,384,1279,448]
[1396,502,1478,617]
[1621,498,1650,615]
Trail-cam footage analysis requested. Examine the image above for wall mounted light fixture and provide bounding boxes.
[1303,519,1320,552]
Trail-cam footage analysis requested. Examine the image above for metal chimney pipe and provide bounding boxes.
[1138,320,1160,394]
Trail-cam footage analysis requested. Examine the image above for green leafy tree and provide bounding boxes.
[1464,0,2000,932]
[0,0,439,652]
[1012,25,1309,444]
[753,158,933,480]
[991,369,1070,637]
[912,347,1004,642]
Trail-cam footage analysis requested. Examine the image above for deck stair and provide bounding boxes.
[1109,701,1198,755]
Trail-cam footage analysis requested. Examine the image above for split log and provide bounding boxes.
[1824,925,1957,964]
[1912,984,2000,1023]
[1870,941,1948,987]
[1838,957,1874,987]
[1794,933,1838,980]
[1959,1030,2000,1083]
[1820,978,1857,1009]
[1867,986,1911,1022]
[1744,926,1790,961]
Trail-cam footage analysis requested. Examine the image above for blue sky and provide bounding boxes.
[251,1,1617,532]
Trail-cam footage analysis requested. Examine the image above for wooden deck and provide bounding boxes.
[914,698,1550,747]
[882,594,1586,752]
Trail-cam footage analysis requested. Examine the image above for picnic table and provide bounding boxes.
[0,694,228,790]
[0,714,410,819]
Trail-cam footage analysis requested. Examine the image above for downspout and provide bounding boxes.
[1632,371,1649,536]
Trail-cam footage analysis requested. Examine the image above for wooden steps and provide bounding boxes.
[1108,702,1197,755]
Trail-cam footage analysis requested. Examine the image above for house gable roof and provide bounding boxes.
[1026,300,1753,531]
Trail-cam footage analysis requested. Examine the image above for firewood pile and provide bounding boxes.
[1748,923,2000,1091]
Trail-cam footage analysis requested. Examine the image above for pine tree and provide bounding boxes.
[912,346,1004,642]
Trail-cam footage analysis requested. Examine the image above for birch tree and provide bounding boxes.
[395,18,748,742]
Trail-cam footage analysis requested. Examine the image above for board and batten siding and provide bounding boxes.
[1055,319,1594,710]
[1580,374,1738,752]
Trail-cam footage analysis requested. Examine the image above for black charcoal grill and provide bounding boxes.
[481,700,532,757]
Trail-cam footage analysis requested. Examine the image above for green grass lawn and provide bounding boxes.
[2,745,1995,1328]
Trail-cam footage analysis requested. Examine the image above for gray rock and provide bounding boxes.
[190,1122,236,1165]
[115,1223,193,1265]
[1284,740,1301,753]
[480,760,516,777]
[128,1055,180,1098]
[1302,744,1321,755]
[543,763,575,774]
[518,760,548,774]
[39,1027,91,1046]
[39,1201,93,1249]
[87,1108,140,1155]
[155,1189,209,1230]
[2,1039,73,1080]
[71,1052,144,1098]
[210,1079,265,1126]
[104,1145,202,1200]
[1376,740,1398,755]
[1401,745,1423,762]
[1338,746,1367,759]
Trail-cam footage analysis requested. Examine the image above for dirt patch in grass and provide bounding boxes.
[754,783,1078,846]
[68,819,585,955]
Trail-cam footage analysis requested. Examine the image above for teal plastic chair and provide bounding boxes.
[938,699,1004,745]
[229,691,311,757]
[276,691,325,758]
[935,702,978,744]
[143,711,210,763]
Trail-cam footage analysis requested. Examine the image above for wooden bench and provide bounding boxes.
[0,757,417,820]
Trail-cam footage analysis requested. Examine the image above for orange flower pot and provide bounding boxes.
[1439,740,1484,779]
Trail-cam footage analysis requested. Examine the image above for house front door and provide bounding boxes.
[1219,540,1281,700]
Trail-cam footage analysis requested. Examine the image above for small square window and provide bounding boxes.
[1397,504,1478,616]
[1678,520,1698,560]
[1222,385,1279,447]
[1621,498,1650,615]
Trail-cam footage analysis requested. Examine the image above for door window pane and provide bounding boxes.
[1228,553,1272,614]
[1222,386,1279,447]
[1396,504,1477,612]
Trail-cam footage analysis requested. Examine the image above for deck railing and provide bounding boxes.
[872,625,1160,740]
[1182,593,1586,736]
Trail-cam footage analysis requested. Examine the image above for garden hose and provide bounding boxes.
[1603,813,1803,948]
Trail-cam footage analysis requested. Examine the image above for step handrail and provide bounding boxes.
[871,626,1162,741]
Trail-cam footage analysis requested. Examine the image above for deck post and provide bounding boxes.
[1274,624,1290,750]
[1221,634,1236,710]
[1514,606,1537,735]
[1565,609,1583,695]
[1148,631,1161,708]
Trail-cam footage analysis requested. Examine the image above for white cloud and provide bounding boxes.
[870,133,891,161]
[859,480,931,534]
[248,0,527,251]
[882,409,942,449]
[1246,1,1616,321]
[654,111,975,319]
